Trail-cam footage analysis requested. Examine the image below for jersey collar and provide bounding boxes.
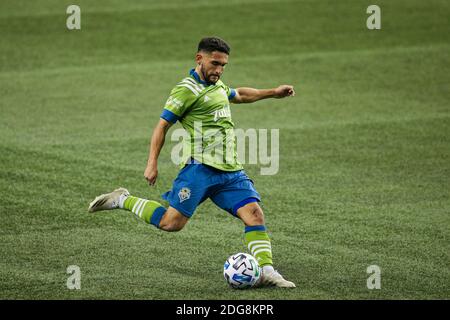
[190,68,213,86]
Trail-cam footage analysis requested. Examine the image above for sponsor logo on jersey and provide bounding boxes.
[212,104,231,122]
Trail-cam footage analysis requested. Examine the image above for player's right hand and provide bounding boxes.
[144,165,158,186]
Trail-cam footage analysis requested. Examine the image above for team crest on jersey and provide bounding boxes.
[178,187,191,203]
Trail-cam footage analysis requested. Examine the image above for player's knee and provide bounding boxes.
[159,220,185,232]
[248,205,265,225]
[164,224,183,232]
[158,211,188,232]
[237,202,265,226]
[159,222,182,232]
[252,207,265,225]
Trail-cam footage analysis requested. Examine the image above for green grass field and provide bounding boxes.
[1,0,449,299]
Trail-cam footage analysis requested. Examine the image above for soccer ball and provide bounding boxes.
[223,253,261,289]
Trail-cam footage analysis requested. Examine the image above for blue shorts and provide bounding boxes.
[161,161,261,218]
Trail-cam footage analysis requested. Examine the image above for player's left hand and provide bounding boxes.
[274,85,295,98]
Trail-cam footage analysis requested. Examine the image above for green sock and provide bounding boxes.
[244,225,273,267]
[122,196,166,226]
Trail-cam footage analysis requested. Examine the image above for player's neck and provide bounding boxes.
[194,66,206,82]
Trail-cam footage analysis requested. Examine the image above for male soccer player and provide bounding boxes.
[88,37,296,288]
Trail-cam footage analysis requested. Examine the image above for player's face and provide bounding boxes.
[197,51,228,84]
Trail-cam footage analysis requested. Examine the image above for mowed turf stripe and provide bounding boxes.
[1,43,449,77]
[1,1,448,72]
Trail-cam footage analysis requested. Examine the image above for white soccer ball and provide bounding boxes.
[223,252,261,289]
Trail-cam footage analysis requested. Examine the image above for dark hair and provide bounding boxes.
[197,37,230,55]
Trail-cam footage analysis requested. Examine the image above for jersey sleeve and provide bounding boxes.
[223,84,237,101]
[160,86,197,123]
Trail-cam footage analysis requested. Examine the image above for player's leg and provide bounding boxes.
[159,207,189,232]
[88,163,210,231]
[236,201,295,288]
[235,201,271,267]
[88,188,187,231]
[120,194,188,232]
[209,173,273,268]
[210,170,295,288]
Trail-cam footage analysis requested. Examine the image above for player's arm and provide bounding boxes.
[144,118,173,186]
[231,85,295,104]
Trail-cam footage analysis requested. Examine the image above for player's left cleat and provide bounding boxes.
[88,187,129,213]
[256,268,296,288]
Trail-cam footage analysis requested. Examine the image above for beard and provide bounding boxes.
[201,65,220,84]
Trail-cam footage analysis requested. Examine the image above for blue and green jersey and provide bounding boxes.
[161,69,243,172]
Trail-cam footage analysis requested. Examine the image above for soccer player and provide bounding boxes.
[88,37,296,288]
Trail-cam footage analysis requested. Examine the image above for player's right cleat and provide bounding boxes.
[88,187,129,213]
[256,268,296,288]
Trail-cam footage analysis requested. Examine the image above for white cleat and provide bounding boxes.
[256,269,296,288]
[88,187,129,213]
